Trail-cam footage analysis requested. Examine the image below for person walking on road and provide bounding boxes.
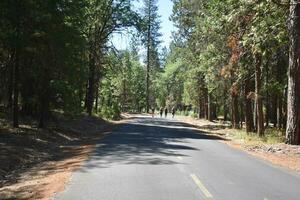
[171,106,176,118]
[159,107,163,118]
[164,107,168,118]
[151,107,155,118]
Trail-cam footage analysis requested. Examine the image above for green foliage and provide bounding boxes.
[154,0,289,128]
[100,103,121,120]
[0,0,143,124]
[97,48,146,118]
[0,0,291,133]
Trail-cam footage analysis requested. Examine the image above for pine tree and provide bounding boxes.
[286,0,300,145]
[142,0,161,112]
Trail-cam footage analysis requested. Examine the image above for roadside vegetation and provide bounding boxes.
[1,0,300,143]
[1,0,300,198]
[157,0,300,146]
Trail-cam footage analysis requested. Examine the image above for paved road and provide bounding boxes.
[54,115,300,200]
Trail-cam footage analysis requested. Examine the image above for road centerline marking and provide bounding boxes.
[190,174,213,198]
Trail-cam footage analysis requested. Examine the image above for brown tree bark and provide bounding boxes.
[231,91,239,129]
[95,80,99,114]
[240,97,244,128]
[207,93,212,121]
[223,80,228,121]
[253,101,257,131]
[244,78,254,133]
[286,0,300,145]
[265,64,270,128]
[198,96,202,119]
[277,95,282,129]
[230,77,239,129]
[223,106,228,121]
[212,102,217,120]
[255,54,264,136]
[223,96,228,122]
[204,89,209,120]
[86,55,95,116]
[271,93,278,127]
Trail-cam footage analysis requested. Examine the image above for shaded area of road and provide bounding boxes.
[55,115,300,200]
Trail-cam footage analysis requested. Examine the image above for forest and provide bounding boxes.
[0,0,300,145]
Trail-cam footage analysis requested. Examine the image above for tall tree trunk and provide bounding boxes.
[7,52,15,109]
[207,93,212,121]
[213,103,217,120]
[204,89,208,120]
[231,91,239,129]
[282,90,288,129]
[240,98,244,128]
[145,8,151,113]
[272,93,278,128]
[198,95,201,119]
[230,70,239,129]
[201,100,205,118]
[265,63,270,128]
[223,94,228,122]
[286,1,300,144]
[95,80,99,114]
[277,95,282,129]
[223,81,228,121]
[39,45,52,128]
[223,106,228,121]
[255,54,264,136]
[84,82,88,109]
[245,78,254,133]
[13,1,21,128]
[253,101,257,131]
[86,55,95,116]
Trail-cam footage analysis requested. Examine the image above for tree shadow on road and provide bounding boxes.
[78,116,226,171]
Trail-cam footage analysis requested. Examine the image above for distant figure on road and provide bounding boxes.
[164,107,168,118]
[151,108,155,118]
[171,106,176,118]
[159,107,163,117]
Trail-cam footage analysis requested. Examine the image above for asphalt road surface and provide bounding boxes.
[54,115,300,200]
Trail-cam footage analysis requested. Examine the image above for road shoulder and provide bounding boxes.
[0,115,125,200]
[176,115,300,174]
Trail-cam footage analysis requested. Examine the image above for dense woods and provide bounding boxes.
[159,0,300,145]
[0,0,299,145]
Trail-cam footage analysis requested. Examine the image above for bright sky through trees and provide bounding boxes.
[111,0,175,50]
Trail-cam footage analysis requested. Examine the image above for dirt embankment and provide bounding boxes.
[176,115,300,173]
[0,114,116,200]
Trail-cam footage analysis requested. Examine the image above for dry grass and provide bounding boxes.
[0,112,115,200]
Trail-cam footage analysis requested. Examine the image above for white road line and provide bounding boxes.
[190,174,213,198]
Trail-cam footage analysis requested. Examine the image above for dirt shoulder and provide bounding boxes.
[0,114,123,200]
[176,115,300,173]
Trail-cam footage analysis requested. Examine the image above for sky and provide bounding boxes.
[111,0,175,50]
[157,0,174,48]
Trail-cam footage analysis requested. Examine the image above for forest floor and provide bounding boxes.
[177,115,300,173]
[0,112,125,200]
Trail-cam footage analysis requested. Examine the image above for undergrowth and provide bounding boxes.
[233,128,285,144]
